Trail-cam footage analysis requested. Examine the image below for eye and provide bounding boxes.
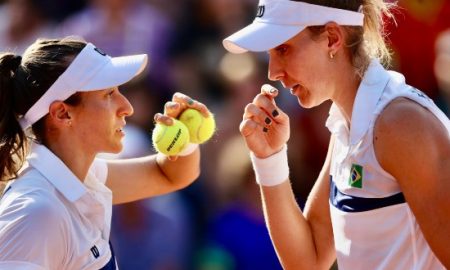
[107,89,115,96]
[275,45,288,55]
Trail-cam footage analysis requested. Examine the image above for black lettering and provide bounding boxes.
[91,246,100,258]
[167,129,181,152]
[256,5,265,18]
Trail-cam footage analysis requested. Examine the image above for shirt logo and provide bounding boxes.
[256,5,265,17]
[91,245,100,258]
[410,87,430,100]
[349,164,363,188]
[94,47,107,56]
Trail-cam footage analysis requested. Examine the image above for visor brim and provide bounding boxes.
[223,22,306,53]
[79,54,148,91]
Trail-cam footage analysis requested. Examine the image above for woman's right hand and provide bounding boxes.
[240,84,290,158]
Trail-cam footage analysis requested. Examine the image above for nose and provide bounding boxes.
[268,53,284,82]
[118,92,134,117]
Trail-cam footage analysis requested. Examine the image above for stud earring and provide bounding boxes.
[329,52,335,59]
[68,120,72,127]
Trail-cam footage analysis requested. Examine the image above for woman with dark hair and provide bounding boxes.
[0,37,207,269]
[223,0,450,269]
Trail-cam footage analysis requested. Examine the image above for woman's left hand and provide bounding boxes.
[153,92,210,126]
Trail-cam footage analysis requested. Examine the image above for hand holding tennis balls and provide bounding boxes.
[179,108,216,144]
[152,92,215,157]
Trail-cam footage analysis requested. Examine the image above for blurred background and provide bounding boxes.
[1,0,448,269]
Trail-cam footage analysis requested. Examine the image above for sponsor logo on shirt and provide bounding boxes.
[410,87,430,100]
[94,47,107,56]
[91,245,100,258]
[349,164,363,188]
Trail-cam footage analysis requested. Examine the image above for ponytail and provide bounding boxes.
[0,53,27,182]
[0,37,86,183]
[360,0,396,66]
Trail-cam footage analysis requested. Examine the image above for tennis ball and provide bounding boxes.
[179,108,216,144]
[152,119,190,156]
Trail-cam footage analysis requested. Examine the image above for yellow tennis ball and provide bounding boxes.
[179,108,216,144]
[152,119,190,156]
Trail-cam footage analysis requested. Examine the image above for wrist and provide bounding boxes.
[177,143,199,156]
[250,144,289,186]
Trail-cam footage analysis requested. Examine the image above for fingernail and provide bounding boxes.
[272,110,279,117]
[263,127,268,133]
[269,88,277,94]
[265,117,271,124]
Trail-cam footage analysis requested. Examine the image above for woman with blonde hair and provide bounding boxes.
[223,0,450,269]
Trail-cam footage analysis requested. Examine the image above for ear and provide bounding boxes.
[324,22,345,56]
[48,101,73,127]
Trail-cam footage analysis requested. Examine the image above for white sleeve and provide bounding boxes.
[0,261,46,270]
[0,192,66,269]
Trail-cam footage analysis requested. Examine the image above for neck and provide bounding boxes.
[45,136,96,182]
[331,59,362,127]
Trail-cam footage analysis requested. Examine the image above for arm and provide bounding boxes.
[106,93,207,204]
[106,149,200,204]
[374,98,450,267]
[240,85,335,269]
[260,137,336,269]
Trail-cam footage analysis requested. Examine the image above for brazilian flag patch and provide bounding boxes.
[349,164,363,188]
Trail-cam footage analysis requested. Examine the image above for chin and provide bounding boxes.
[298,97,315,109]
[298,95,326,109]
[105,143,124,154]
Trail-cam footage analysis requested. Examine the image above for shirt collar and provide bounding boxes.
[326,59,390,145]
[27,143,87,202]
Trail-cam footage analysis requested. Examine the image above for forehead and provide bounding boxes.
[270,29,312,50]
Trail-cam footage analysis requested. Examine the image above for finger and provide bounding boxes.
[172,92,210,117]
[243,103,272,128]
[164,101,181,118]
[154,113,174,126]
[239,119,261,138]
[252,94,281,122]
[261,84,279,99]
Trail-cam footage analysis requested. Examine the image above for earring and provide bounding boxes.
[68,120,72,127]
[329,52,335,59]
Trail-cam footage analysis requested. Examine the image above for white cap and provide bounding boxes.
[19,43,148,129]
[223,0,364,53]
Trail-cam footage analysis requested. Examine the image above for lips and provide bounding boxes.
[116,122,126,134]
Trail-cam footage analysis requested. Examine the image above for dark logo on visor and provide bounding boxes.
[256,5,265,17]
[94,47,107,56]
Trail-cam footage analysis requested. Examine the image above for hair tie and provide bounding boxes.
[12,55,22,71]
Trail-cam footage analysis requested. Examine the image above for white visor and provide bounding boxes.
[223,0,364,53]
[19,43,148,129]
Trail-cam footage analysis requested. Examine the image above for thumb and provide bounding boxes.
[261,84,279,101]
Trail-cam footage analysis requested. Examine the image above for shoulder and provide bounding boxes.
[373,97,449,179]
[0,186,66,230]
[0,186,68,264]
[374,97,447,144]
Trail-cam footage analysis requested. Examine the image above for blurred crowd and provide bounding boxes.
[0,0,449,269]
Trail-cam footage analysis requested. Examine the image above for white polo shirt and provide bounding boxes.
[326,60,448,269]
[0,143,117,270]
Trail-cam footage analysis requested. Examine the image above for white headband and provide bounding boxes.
[19,43,148,129]
[223,0,364,53]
